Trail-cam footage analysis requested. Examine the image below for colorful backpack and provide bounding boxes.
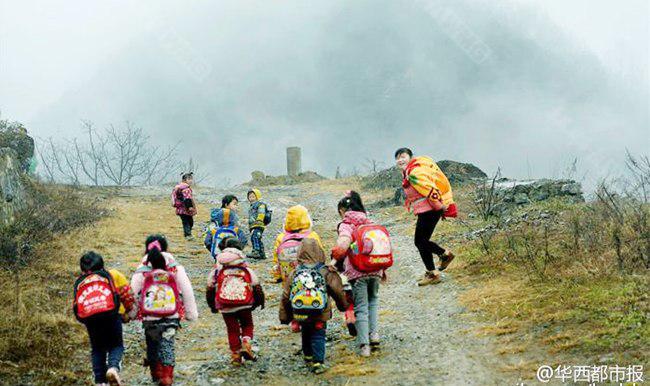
[139,269,181,317]
[210,225,238,256]
[276,231,311,280]
[73,270,119,320]
[290,263,328,320]
[349,224,394,272]
[215,266,254,307]
[172,185,187,208]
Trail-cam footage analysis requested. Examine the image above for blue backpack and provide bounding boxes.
[208,223,238,257]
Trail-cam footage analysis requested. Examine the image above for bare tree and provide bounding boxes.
[473,167,503,221]
[37,121,180,186]
[180,157,210,185]
[364,158,383,174]
[625,150,650,203]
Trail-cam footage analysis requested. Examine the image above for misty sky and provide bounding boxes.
[0,0,648,186]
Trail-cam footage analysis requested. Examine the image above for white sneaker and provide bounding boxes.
[359,344,371,357]
[369,332,381,347]
[106,367,122,386]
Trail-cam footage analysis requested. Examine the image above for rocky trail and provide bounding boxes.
[112,182,518,385]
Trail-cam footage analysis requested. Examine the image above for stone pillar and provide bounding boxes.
[286,147,301,176]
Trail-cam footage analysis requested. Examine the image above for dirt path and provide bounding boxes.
[113,182,516,385]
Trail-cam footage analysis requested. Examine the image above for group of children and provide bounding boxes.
[74,189,393,385]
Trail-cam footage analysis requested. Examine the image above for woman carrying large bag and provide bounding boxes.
[395,147,457,286]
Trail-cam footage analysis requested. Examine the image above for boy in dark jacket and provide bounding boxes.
[247,188,269,259]
[279,238,348,374]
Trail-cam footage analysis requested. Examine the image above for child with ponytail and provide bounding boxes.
[331,191,386,357]
[131,235,198,386]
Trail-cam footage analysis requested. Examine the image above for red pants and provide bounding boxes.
[222,309,254,352]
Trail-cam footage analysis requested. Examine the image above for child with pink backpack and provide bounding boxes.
[131,236,198,386]
[206,237,265,365]
[331,191,393,357]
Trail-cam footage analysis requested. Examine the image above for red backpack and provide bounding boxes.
[73,270,119,320]
[215,266,254,307]
[139,269,181,317]
[349,224,394,272]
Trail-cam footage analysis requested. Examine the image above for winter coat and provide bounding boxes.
[279,238,348,324]
[333,211,384,281]
[131,254,198,321]
[248,189,268,229]
[205,248,265,313]
[204,208,248,249]
[172,183,196,216]
[272,205,324,281]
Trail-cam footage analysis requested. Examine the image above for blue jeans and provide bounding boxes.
[352,276,380,346]
[250,227,265,257]
[86,314,124,383]
[300,322,327,363]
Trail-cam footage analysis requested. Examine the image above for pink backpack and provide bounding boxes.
[276,231,311,279]
[139,269,181,317]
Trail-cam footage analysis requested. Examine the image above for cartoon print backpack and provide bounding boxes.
[289,263,328,319]
[349,224,393,272]
[139,269,181,317]
[215,266,254,307]
[276,231,311,280]
[73,270,119,320]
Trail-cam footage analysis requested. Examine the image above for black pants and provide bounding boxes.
[414,210,446,271]
[85,314,124,383]
[179,214,194,237]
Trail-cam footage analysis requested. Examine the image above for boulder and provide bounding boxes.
[362,160,487,190]
[247,170,327,186]
[0,123,34,172]
[0,148,27,226]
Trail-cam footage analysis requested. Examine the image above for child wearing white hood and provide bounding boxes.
[206,237,265,365]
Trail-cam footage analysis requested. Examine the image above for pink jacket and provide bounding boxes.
[131,252,198,321]
[172,183,195,216]
[337,211,384,281]
[403,183,435,215]
[206,248,260,313]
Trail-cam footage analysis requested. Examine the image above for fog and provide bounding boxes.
[1,0,648,186]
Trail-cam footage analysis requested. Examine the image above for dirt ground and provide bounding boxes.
[69,181,526,385]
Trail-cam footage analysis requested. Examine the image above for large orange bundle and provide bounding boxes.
[403,156,457,217]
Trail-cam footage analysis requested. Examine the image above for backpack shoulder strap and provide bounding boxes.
[223,209,231,226]
[135,265,152,273]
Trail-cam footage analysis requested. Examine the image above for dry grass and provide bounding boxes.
[0,192,193,383]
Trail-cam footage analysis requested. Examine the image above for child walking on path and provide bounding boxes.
[205,195,248,256]
[73,251,137,386]
[272,205,324,283]
[172,172,197,240]
[331,191,387,357]
[206,237,265,365]
[131,238,198,386]
[247,188,270,260]
[279,238,348,374]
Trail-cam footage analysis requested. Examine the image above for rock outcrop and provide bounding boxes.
[0,148,27,226]
[248,170,327,186]
[362,160,487,191]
